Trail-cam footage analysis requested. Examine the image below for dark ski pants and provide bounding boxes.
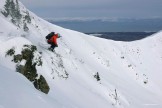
[48,42,57,50]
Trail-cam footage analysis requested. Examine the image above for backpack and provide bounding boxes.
[46,32,55,39]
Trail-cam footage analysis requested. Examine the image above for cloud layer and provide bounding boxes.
[20,0,162,18]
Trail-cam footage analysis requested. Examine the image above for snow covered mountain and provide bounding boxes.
[0,0,162,108]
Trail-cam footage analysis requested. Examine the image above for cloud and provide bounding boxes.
[20,0,162,18]
[20,0,109,8]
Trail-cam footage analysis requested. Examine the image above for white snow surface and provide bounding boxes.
[0,0,162,108]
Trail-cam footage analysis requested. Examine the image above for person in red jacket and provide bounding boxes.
[47,33,61,51]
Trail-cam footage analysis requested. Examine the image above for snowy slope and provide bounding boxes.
[0,0,162,108]
[0,65,63,108]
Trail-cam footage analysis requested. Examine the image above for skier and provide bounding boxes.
[46,32,61,51]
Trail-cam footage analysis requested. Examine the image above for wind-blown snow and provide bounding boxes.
[0,0,162,108]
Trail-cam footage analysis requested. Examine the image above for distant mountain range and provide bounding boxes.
[47,17,162,32]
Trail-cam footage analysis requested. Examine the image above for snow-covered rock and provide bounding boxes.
[0,0,162,108]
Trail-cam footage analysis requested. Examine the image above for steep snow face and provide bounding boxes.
[0,0,162,108]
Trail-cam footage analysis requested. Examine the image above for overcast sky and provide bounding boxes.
[20,0,162,19]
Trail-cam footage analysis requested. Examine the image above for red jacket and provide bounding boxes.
[48,34,58,45]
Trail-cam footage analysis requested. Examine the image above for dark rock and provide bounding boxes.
[34,75,50,94]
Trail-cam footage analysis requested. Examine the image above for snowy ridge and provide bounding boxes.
[0,0,162,108]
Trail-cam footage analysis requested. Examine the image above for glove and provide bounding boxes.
[58,36,61,38]
[58,33,61,38]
